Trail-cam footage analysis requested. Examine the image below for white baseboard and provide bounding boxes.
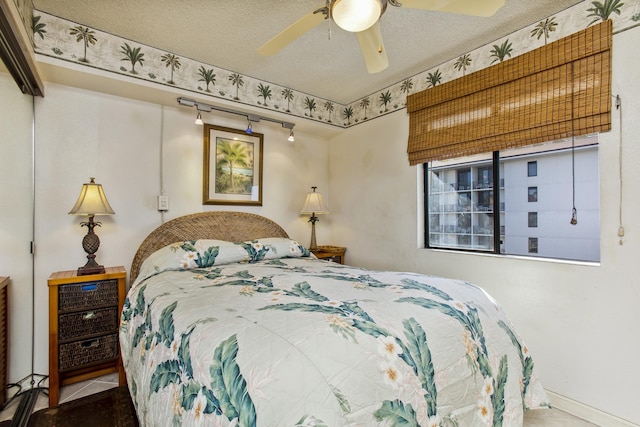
[547,390,639,427]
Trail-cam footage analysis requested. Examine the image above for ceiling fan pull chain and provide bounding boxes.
[327,0,333,40]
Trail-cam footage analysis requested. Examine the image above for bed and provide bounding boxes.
[120,211,548,426]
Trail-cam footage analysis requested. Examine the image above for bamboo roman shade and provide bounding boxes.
[406,20,612,165]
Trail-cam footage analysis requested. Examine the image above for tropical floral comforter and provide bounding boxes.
[120,238,548,427]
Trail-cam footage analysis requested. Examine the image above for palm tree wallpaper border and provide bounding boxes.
[203,124,263,206]
[31,0,639,129]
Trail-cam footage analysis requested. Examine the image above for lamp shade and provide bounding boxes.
[331,0,383,32]
[300,188,329,215]
[195,111,203,125]
[68,177,115,216]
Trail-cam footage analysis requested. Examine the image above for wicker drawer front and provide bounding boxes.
[58,280,118,312]
[58,307,119,341]
[59,333,118,372]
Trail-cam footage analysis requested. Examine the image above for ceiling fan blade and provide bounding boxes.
[257,8,328,56]
[398,0,505,17]
[356,22,389,74]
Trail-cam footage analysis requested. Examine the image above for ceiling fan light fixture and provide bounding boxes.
[331,0,383,33]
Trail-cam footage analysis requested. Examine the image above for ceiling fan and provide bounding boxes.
[257,0,505,74]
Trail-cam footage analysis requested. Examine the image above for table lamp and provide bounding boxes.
[300,186,329,250]
[68,177,115,275]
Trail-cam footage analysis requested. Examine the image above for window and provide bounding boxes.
[457,169,471,191]
[425,136,600,262]
[477,166,493,188]
[528,161,537,177]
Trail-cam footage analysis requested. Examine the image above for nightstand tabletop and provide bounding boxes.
[48,266,126,284]
[311,246,346,264]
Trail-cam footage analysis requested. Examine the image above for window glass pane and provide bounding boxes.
[500,135,600,262]
[426,134,600,262]
[428,153,495,252]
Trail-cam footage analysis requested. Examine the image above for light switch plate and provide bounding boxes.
[157,195,169,211]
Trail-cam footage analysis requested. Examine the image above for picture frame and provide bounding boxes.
[203,124,263,205]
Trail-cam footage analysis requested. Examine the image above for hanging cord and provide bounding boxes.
[615,94,624,245]
[31,93,36,385]
[569,62,577,225]
[570,135,577,224]
[326,0,333,41]
[159,106,165,223]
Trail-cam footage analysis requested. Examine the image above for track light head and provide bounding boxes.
[281,122,295,142]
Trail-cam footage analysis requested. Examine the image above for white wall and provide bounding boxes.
[329,26,640,425]
[0,76,331,391]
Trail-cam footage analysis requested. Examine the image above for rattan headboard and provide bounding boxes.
[130,211,289,282]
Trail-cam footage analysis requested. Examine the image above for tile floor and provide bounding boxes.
[0,373,119,423]
[0,374,599,426]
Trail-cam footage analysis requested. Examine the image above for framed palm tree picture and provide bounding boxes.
[203,124,263,205]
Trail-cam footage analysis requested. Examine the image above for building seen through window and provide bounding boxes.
[425,135,600,262]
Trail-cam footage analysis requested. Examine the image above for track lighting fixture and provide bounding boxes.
[177,97,295,143]
[282,122,295,142]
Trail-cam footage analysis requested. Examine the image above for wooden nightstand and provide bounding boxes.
[48,266,127,407]
[311,246,346,264]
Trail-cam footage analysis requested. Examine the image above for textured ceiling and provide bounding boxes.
[33,0,584,104]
